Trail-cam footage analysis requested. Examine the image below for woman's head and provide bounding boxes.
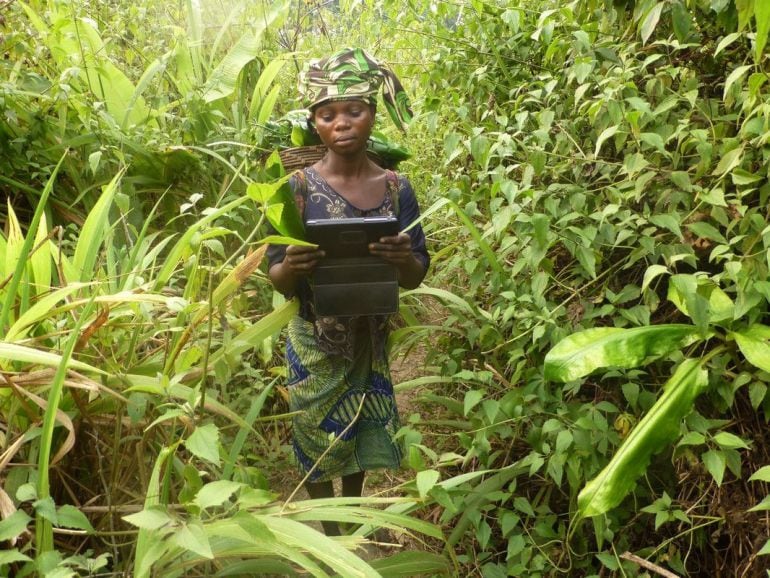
[299,48,412,132]
[310,98,376,153]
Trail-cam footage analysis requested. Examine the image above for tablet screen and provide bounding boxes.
[306,216,399,259]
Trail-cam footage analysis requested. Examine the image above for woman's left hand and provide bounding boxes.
[369,232,414,265]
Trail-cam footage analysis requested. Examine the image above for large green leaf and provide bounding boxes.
[369,551,451,576]
[201,6,281,103]
[578,359,708,517]
[733,324,770,373]
[0,343,105,375]
[73,169,124,282]
[259,516,379,578]
[544,324,699,382]
[756,0,770,61]
[0,154,65,331]
[249,58,287,121]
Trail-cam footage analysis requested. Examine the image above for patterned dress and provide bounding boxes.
[267,166,430,482]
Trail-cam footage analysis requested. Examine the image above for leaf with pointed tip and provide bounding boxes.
[578,359,708,517]
[544,325,699,382]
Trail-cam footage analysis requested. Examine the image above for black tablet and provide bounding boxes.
[306,216,399,259]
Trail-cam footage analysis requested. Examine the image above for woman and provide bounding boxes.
[266,48,430,535]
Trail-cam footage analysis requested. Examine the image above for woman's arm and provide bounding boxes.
[368,175,429,289]
[369,232,426,289]
[268,244,325,296]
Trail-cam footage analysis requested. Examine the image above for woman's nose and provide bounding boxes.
[334,115,351,129]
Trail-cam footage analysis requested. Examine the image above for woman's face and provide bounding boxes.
[312,99,375,155]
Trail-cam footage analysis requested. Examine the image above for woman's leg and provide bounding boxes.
[306,479,340,536]
[341,471,365,497]
[339,471,365,535]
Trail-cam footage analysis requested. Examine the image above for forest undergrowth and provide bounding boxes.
[3,0,770,576]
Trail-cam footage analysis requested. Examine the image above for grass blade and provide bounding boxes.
[72,168,125,282]
[36,297,97,553]
[0,153,65,332]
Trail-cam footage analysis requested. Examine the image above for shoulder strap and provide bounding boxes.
[292,168,309,219]
[386,170,400,216]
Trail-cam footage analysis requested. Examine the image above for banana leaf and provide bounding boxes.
[544,324,700,382]
[577,358,708,518]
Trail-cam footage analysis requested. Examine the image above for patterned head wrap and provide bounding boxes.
[299,47,413,132]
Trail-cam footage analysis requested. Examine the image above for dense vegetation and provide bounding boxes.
[2,0,770,576]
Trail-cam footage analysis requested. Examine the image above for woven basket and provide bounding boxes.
[277,145,328,171]
[277,145,387,171]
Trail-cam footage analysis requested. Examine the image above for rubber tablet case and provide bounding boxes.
[312,257,398,316]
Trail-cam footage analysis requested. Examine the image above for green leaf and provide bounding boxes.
[185,423,221,466]
[595,125,619,157]
[667,277,733,325]
[0,342,103,375]
[202,23,271,103]
[671,1,692,42]
[172,521,213,559]
[749,382,767,409]
[715,32,742,56]
[578,359,708,517]
[194,481,243,510]
[712,431,749,450]
[712,146,744,176]
[640,132,665,152]
[544,325,699,382]
[416,470,440,498]
[669,275,709,334]
[756,0,770,61]
[369,551,451,577]
[702,450,726,486]
[749,496,770,512]
[723,64,753,99]
[30,211,51,298]
[749,465,770,482]
[5,283,89,342]
[640,2,664,44]
[649,214,682,239]
[687,221,727,244]
[123,507,173,530]
[0,549,32,567]
[0,153,65,331]
[0,510,32,542]
[734,326,770,373]
[262,516,380,577]
[463,389,485,416]
[55,505,94,532]
[73,169,123,282]
[757,539,770,556]
[678,431,705,446]
[642,264,670,292]
[249,58,286,121]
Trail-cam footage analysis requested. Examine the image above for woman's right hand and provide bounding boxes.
[268,244,325,296]
[282,244,325,276]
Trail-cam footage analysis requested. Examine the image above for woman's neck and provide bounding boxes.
[318,150,372,179]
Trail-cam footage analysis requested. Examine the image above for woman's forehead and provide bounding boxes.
[313,98,372,113]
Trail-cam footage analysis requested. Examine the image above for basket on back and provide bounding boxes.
[277,145,387,171]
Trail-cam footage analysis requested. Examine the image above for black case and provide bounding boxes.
[306,216,399,259]
[307,217,400,316]
[312,257,398,316]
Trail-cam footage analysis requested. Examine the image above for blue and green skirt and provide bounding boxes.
[285,316,403,482]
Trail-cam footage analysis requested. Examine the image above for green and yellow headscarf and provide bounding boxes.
[299,47,413,132]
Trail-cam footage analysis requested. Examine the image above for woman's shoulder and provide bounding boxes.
[386,170,415,195]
